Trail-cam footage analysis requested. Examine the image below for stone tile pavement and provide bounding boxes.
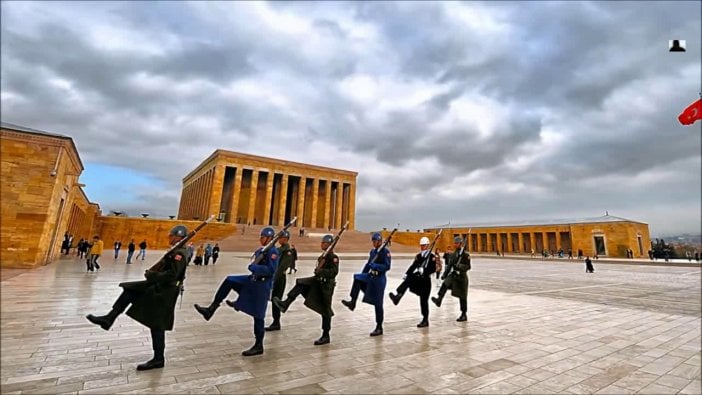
[1,252,700,394]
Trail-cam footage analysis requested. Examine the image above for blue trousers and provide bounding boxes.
[213,277,265,343]
[349,279,384,325]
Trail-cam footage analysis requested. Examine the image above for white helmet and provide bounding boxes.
[419,237,431,245]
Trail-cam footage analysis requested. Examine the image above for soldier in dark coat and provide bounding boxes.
[273,234,339,345]
[85,225,189,371]
[585,256,595,273]
[194,227,279,356]
[432,236,471,322]
[389,237,438,328]
[266,230,294,331]
[341,232,391,336]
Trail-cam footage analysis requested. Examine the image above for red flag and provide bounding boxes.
[678,98,702,125]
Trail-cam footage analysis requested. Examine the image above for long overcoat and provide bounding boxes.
[297,252,339,317]
[405,251,437,297]
[443,251,471,299]
[271,243,294,300]
[353,247,391,306]
[120,246,188,331]
[228,246,279,319]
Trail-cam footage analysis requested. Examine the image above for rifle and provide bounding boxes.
[414,229,443,275]
[367,228,397,275]
[315,221,349,273]
[147,215,216,273]
[250,217,297,266]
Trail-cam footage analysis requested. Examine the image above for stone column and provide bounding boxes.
[556,230,562,251]
[348,182,356,230]
[278,174,289,226]
[518,233,524,253]
[310,178,319,228]
[297,176,306,227]
[542,232,549,252]
[209,164,225,219]
[228,166,243,223]
[247,169,259,225]
[263,172,274,225]
[334,182,343,229]
[323,180,332,229]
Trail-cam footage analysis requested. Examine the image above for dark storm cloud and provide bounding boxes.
[1,1,699,235]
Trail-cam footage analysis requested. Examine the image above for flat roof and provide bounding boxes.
[428,214,647,229]
[1,122,84,171]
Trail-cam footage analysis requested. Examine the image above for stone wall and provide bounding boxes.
[95,217,237,251]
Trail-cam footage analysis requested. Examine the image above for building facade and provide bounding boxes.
[1,123,98,268]
[178,150,358,230]
[423,215,651,258]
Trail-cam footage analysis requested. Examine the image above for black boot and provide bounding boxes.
[431,296,442,308]
[272,297,291,314]
[457,313,467,322]
[136,358,164,371]
[193,302,219,321]
[86,308,120,331]
[225,300,239,311]
[265,321,281,331]
[341,299,356,311]
[417,318,429,328]
[314,333,330,346]
[369,325,383,337]
[389,292,402,306]
[242,342,264,356]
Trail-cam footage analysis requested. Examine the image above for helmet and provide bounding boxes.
[419,237,430,245]
[260,227,275,238]
[322,234,334,243]
[280,230,290,238]
[371,232,382,241]
[453,236,463,244]
[169,225,188,238]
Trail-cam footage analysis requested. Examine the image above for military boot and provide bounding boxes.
[272,296,291,314]
[431,296,443,308]
[225,300,239,311]
[388,292,403,306]
[193,302,219,321]
[241,342,264,356]
[417,318,429,328]
[456,313,467,322]
[369,325,383,337]
[314,333,330,346]
[341,299,356,311]
[136,358,164,371]
[86,308,121,331]
[265,321,281,331]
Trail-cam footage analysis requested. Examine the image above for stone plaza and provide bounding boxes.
[1,253,700,394]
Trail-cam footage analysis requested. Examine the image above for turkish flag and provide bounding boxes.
[678,99,702,125]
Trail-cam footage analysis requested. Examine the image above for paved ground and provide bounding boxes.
[1,252,700,394]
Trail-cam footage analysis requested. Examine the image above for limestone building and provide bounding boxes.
[1,122,99,267]
[424,215,651,258]
[177,150,358,230]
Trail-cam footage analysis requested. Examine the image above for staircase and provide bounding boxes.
[215,225,417,253]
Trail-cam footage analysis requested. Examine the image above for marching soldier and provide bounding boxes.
[85,225,189,370]
[388,237,438,327]
[341,232,391,336]
[273,234,339,345]
[431,236,471,321]
[194,227,279,356]
[266,230,295,331]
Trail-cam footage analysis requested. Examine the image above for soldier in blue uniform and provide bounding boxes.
[86,225,189,371]
[194,227,279,356]
[273,234,340,345]
[341,232,391,336]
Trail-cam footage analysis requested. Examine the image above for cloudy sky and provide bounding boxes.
[2,1,700,237]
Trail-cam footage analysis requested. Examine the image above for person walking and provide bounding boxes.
[388,237,439,328]
[193,227,280,356]
[86,225,189,370]
[340,232,391,337]
[114,240,122,260]
[211,243,220,265]
[265,231,294,331]
[87,235,104,272]
[432,236,471,322]
[273,234,340,345]
[126,239,136,264]
[137,240,147,261]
